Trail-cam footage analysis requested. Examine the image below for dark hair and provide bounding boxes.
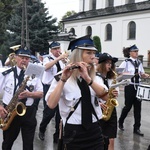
[107,62,116,79]
[123,47,130,58]
[96,61,116,79]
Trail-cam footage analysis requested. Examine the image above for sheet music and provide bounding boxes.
[25,63,45,79]
[116,67,124,74]
[117,74,134,81]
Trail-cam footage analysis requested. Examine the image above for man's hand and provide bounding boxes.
[0,105,7,119]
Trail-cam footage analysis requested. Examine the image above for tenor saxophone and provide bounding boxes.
[102,70,119,121]
[0,76,30,131]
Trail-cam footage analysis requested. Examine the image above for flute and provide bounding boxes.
[68,65,81,70]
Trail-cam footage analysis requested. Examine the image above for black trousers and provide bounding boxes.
[40,84,61,138]
[119,84,142,130]
[2,106,37,150]
[43,84,50,108]
[39,105,61,138]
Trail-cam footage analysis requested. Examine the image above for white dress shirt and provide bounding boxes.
[42,53,65,85]
[119,57,145,84]
[45,76,108,126]
[0,66,43,106]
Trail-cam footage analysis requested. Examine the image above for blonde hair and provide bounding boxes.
[68,49,96,81]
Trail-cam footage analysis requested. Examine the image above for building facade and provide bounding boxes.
[62,0,150,64]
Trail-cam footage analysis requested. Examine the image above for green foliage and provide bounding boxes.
[62,11,76,19]
[58,10,77,32]
[93,36,101,52]
[0,0,58,57]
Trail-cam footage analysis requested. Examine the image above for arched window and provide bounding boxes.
[128,21,136,39]
[86,26,92,36]
[69,28,75,36]
[105,24,112,41]
[106,0,114,7]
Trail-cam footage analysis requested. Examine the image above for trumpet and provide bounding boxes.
[58,51,70,64]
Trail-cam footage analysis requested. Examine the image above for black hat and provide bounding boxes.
[68,35,97,51]
[49,41,60,49]
[15,47,31,57]
[129,44,139,51]
[98,53,118,63]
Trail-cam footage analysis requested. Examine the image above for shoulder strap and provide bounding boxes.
[96,72,109,88]
[48,56,54,60]
[2,67,14,76]
[48,56,61,72]
[125,58,141,67]
[66,98,81,122]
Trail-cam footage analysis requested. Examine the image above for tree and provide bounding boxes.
[58,10,77,32]
[93,36,102,53]
[0,0,19,45]
[6,0,58,55]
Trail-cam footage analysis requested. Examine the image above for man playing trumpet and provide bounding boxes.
[5,45,21,67]
[39,41,68,143]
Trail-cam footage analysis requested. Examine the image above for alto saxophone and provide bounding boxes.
[102,70,119,121]
[0,76,30,131]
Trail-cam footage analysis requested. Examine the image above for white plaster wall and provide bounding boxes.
[79,0,149,12]
[64,10,150,60]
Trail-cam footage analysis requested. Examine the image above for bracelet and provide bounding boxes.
[60,78,67,83]
[88,79,93,86]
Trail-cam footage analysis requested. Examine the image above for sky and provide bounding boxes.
[42,0,79,22]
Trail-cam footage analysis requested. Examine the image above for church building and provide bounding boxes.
[62,0,150,65]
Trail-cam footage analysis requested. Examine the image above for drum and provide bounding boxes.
[136,84,150,101]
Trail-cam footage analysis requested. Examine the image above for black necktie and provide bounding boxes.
[134,61,139,83]
[77,78,92,129]
[56,61,61,72]
[18,70,25,86]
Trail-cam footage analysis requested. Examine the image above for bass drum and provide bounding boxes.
[136,84,150,101]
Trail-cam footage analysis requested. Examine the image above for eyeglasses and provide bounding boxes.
[105,61,112,65]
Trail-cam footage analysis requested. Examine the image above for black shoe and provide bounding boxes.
[118,123,124,131]
[133,129,144,136]
[39,131,45,141]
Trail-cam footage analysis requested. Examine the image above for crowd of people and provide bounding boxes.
[0,35,150,150]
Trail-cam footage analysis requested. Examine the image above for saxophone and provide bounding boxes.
[0,76,30,131]
[102,70,119,121]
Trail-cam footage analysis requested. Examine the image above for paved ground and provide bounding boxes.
[0,88,150,150]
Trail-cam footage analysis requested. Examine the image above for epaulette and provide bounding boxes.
[125,58,141,67]
[54,71,62,81]
[125,58,132,62]
[2,67,14,76]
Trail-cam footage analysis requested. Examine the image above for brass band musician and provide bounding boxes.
[4,45,21,67]
[46,35,108,149]
[118,45,149,136]
[96,53,119,150]
[0,48,43,150]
